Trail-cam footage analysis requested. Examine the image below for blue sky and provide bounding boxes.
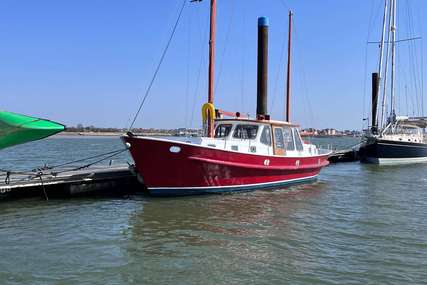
[1,0,426,130]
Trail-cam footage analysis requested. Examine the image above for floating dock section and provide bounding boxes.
[328,148,360,163]
[0,165,141,200]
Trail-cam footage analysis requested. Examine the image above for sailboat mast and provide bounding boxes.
[375,0,389,130]
[286,11,293,122]
[207,0,216,137]
[390,0,397,117]
[380,0,393,129]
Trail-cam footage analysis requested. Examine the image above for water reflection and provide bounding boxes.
[126,183,329,283]
[1,137,427,284]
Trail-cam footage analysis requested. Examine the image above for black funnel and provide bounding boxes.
[257,17,269,119]
[371,72,379,132]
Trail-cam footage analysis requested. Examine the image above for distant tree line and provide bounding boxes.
[66,124,202,136]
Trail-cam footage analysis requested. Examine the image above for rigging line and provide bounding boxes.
[278,0,289,10]
[0,169,35,176]
[185,8,192,129]
[269,13,288,114]
[292,19,315,130]
[215,0,236,93]
[369,0,381,39]
[413,9,423,117]
[240,4,247,113]
[48,148,128,170]
[396,37,410,114]
[405,0,421,116]
[404,0,417,115]
[38,175,48,201]
[128,0,187,131]
[367,36,421,44]
[1,149,130,183]
[405,84,409,115]
[298,49,315,130]
[189,8,210,127]
[362,43,369,128]
[53,149,129,174]
[417,4,424,116]
[411,79,416,116]
[409,0,423,116]
[408,0,423,116]
[422,38,424,116]
[362,0,379,128]
[369,0,386,42]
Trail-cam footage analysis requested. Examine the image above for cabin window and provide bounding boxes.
[233,125,258,140]
[283,127,295,151]
[293,129,304,151]
[274,128,285,149]
[215,124,232,138]
[260,125,272,146]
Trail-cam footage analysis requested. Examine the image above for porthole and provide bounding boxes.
[169,146,181,153]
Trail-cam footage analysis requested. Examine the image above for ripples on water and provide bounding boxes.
[0,136,426,284]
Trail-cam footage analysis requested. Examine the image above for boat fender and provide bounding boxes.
[202,103,216,123]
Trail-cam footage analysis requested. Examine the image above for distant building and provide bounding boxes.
[300,128,318,137]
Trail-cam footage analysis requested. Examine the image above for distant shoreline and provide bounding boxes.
[59,131,174,137]
[58,131,360,138]
[302,135,362,138]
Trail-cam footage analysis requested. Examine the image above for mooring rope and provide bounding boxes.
[38,174,49,201]
[52,148,128,174]
[48,148,127,170]
[0,147,129,184]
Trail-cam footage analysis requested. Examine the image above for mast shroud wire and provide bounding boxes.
[189,7,210,128]
[362,0,380,129]
[128,0,187,131]
[215,0,236,93]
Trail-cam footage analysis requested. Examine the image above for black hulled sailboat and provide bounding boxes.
[359,0,427,164]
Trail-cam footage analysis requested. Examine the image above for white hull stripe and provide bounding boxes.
[366,156,427,165]
[148,174,319,190]
[378,142,427,149]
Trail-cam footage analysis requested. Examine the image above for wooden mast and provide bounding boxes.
[207,0,216,137]
[286,10,293,122]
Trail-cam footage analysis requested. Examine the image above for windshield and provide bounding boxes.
[214,124,232,138]
[233,125,259,140]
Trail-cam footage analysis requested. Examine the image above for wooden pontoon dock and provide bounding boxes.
[0,165,140,200]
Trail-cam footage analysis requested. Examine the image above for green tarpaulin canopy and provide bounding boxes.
[0,111,65,150]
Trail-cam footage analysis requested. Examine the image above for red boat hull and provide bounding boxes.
[123,136,329,196]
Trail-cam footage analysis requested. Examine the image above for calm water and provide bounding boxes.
[0,136,426,284]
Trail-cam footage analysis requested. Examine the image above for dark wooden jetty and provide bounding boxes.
[328,148,360,163]
[0,165,141,200]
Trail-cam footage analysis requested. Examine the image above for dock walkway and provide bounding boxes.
[0,164,140,200]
